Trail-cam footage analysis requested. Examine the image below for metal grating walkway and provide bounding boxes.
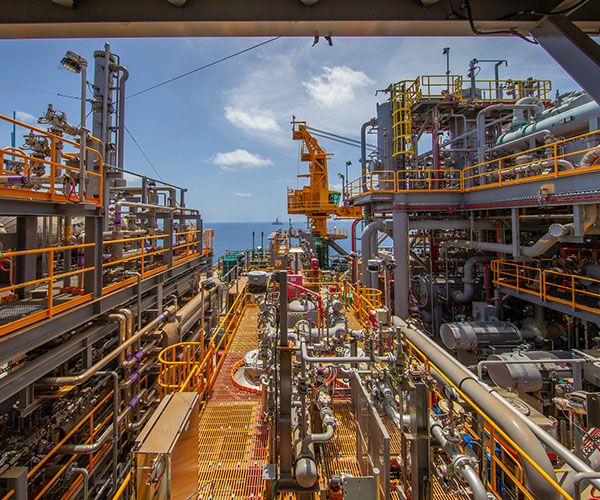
[196,305,265,500]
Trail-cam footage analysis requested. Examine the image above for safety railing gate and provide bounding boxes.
[352,371,391,500]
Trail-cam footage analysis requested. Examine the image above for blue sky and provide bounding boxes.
[0,36,584,222]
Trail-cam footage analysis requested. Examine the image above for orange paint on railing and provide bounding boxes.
[346,130,600,199]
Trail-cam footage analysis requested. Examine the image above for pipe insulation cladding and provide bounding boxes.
[395,318,560,500]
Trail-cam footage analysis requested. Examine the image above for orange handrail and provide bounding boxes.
[346,130,600,199]
[0,114,103,204]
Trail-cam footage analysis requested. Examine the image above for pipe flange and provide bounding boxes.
[451,454,473,472]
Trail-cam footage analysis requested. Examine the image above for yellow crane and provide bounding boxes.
[287,120,362,239]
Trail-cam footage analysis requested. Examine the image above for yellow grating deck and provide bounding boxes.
[229,306,260,355]
[196,305,266,500]
[197,306,463,499]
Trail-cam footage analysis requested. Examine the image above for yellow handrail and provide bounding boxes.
[158,283,248,397]
[493,259,600,316]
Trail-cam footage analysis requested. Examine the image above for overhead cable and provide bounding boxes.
[306,127,378,151]
[124,125,164,181]
[0,82,79,100]
[128,37,281,99]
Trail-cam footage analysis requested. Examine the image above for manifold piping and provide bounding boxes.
[37,306,175,387]
[397,320,559,500]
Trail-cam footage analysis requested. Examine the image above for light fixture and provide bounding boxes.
[60,50,87,74]
[167,0,187,5]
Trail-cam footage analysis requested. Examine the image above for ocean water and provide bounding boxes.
[207,220,358,260]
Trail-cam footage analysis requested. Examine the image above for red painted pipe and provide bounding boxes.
[286,281,323,321]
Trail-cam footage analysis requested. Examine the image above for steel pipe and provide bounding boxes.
[401,322,559,500]
[38,306,175,387]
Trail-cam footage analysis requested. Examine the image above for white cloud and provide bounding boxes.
[303,66,373,108]
[233,191,253,197]
[213,149,273,171]
[123,172,140,185]
[15,111,37,124]
[224,107,280,133]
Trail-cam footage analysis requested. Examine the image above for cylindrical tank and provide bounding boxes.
[497,93,599,148]
[440,321,524,351]
[486,351,572,393]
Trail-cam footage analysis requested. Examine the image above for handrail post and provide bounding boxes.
[48,250,54,318]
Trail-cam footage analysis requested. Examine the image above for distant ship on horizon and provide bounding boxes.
[272,217,284,225]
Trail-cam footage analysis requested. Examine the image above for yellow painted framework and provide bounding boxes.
[287,121,362,238]
[158,282,248,399]
[390,75,552,160]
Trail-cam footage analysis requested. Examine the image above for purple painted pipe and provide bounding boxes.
[127,396,140,410]
[7,176,27,185]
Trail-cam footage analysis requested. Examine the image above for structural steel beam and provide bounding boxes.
[532,15,600,105]
[0,1,599,38]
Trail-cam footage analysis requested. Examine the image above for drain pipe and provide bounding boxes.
[400,321,559,500]
[125,271,142,332]
[361,117,378,193]
[68,464,89,500]
[108,313,128,364]
[453,256,494,303]
[430,417,488,500]
[351,218,362,284]
[360,220,386,286]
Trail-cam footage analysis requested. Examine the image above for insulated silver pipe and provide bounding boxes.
[449,223,573,258]
[401,322,559,500]
[430,418,488,500]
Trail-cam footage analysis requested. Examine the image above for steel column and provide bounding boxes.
[278,270,293,480]
[393,210,409,319]
[531,15,600,106]
[84,215,103,298]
